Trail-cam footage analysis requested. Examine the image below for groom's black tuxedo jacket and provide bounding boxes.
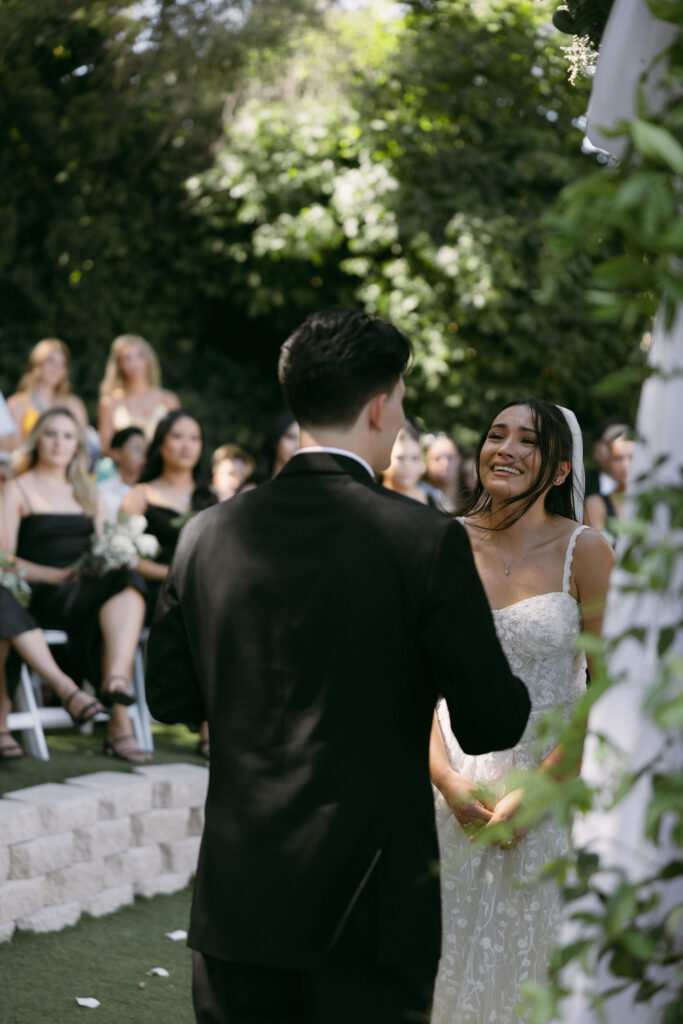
[147,452,530,970]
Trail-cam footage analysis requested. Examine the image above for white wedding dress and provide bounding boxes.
[432,524,589,1023]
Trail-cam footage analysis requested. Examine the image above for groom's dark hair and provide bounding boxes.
[278,308,412,427]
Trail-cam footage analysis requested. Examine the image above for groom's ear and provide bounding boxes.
[368,392,388,432]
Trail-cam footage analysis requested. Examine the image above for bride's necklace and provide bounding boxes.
[479,521,549,576]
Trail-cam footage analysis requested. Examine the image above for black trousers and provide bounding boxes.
[192,873,438,1024]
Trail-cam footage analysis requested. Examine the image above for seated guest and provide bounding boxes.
[239,411,300,491]
[97,427,147,523]
[212,443,255,502]
[0,588,107,759]
[2,407,149,762]
[121,410,217,623]
[0,392,15,479]
[423,432,461,512]
[98,334,179,454]
[1,339,89,452]
[585,429,634,545]
[0,511,106,759]
[382,424,435,506]
[458,449,477,503]
[584,417,631,498]
[121,410,216,757]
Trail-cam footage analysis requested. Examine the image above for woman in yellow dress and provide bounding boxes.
[1,339,88,452]
[97,334,179,455]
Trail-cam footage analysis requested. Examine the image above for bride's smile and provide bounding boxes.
[479,404,542,496]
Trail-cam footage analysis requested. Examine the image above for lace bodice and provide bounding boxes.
[438,525,588,790]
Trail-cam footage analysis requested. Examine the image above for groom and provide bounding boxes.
[147,309,531,1024]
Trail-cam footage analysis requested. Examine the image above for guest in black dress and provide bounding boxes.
[120,410,216,757]
[238,410,300,491]
[423,432,462,513]
[2,407,149,762]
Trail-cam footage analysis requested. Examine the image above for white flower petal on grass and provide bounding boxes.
[147,967,170,977]
[76,997,100,1008]
[164,930,187,941]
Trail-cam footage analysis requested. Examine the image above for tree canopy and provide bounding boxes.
[0,0,314,445]
[0,0,644,450]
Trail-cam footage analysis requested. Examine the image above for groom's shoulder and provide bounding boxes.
[176,476,462,554]
[172,492,250,544]
[363,482,461,543]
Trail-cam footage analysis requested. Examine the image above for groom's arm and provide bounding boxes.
[421,519,530,754]
[146,548,206,726]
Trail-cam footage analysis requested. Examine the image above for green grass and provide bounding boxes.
[0,885,195,1024]
[0,723,207,798]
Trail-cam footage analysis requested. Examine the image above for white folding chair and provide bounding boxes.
[7,629,154,760]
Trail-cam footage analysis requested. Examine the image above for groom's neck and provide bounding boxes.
[299,425,375,470]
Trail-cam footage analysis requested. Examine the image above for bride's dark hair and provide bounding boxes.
[457,398,577,528]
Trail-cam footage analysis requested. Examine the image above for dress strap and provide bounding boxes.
[14,475,34,514]
[562,524,589,594]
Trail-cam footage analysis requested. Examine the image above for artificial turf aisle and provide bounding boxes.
[0,885,195,1023]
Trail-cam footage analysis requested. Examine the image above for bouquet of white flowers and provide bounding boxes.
[76,515,161,578]
[0,551,32,608]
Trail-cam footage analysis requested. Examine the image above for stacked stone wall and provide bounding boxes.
[0,763,207,942]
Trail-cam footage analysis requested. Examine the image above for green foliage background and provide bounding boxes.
[0,0,644,452]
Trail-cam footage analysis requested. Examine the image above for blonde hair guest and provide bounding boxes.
[12,406,96,515]
[3,407,149,763]
[382,425,430,505]
[98,334,179,454]
[1,339,88,452]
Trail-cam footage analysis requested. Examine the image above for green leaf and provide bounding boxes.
[658,627,676,658]
[663,995,683,1024]
[647,0,683,27]
[614,172,665,211]
[630,120,683,176]
[618,929,656,961]
[653,694,683,729]
[635,979,666,1003]
[605,883,638,939]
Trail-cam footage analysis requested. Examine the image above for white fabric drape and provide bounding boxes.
[560,308,683,1022]
[585,0,678,158]
[558,3,682,1020]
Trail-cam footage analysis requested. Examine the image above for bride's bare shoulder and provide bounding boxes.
[572,525,615,577]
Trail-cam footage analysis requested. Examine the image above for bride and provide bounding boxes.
[429,399,613,1023]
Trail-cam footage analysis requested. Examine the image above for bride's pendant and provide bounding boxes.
[504,564,511,575]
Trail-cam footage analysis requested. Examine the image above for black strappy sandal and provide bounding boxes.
[104,733,151,764]
[101,674,136,707]
[63,689,108,725]
[0,731,24,761]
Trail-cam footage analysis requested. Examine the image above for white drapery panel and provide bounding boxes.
[557,3,682,1020]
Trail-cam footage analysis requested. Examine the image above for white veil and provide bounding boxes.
[556,405,585,522]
